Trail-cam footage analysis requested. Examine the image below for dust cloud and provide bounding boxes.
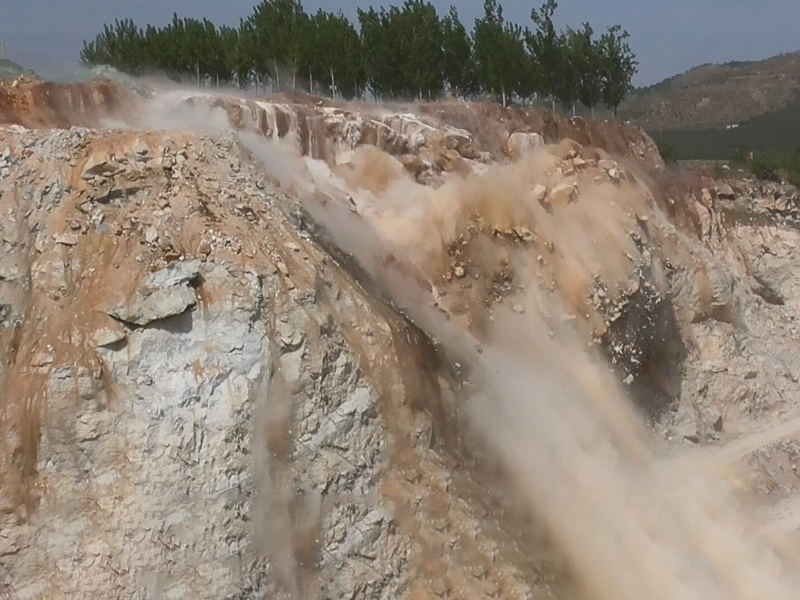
[140,92,800,598]
[261,144,800,598]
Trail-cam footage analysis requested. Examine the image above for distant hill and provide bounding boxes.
[652,101,800,160]
[0,58,36,81]
[622,51,800,130]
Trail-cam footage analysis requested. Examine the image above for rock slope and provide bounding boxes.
[2,81,800,599]
[0,126,558,599]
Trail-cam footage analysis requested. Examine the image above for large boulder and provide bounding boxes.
[506,131,545,159]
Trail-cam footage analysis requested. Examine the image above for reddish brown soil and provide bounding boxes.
[0,79,140,128]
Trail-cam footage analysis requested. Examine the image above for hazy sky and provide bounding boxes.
[2,0,799,86]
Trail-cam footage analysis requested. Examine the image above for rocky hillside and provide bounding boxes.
[1,124,560,599]
[3,80,800,599]
[622,51,800,130]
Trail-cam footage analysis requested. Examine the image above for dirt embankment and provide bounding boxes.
[0,79,663,170]
[418,100,665,168]
[0,79,142,128]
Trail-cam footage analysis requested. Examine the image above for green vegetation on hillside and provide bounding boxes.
[651,102,800,158]
[80,0,636,109]
[652,102,800,185]
[751,151,800,186]
[0,58,36,80]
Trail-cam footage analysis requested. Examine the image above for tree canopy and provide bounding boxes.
[80,0,638,112]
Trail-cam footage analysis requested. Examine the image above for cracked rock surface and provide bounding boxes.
[0,127,552,599]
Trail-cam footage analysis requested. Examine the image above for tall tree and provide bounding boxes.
[473,0,502,103]
[551,27,588,114]
[528,0,560,108]
[515,24,537,104]
[598,25,637,115]
[308,10,363,98]
[81,19,145,75]
[573,23,603,115]
[79,0,638,109]
[246,0,308,91]
[397,0,444,99]
[360,2,443,99]
[219,23,252,88]
[473,0,527,107]
[441,7,477,98]
[358,7,394,98]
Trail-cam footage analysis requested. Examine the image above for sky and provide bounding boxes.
[2,0,799,86]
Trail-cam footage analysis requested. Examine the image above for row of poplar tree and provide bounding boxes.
[80,0,637,113]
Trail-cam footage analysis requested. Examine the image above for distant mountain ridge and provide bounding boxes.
[622,51,800,130]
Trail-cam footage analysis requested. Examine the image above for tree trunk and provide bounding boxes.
[572,102,576,117]
[309,72,313,95]
[330,67,336,99]
[196,62,200,87]
[273,57,279,92]
[502,86,507,108]
[591,105,595,118]
[292,68,296,91]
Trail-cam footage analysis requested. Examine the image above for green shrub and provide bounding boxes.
[656,138,676,163]
[752,158,780,182]
[712,163,728,179]
[748,147,800,185]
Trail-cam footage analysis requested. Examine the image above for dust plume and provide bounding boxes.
[243,131,800,598]
[127,90,800,597]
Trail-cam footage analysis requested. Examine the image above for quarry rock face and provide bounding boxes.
[3,80,800,599]
[0,126,552,599]
[105,259,202,325]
